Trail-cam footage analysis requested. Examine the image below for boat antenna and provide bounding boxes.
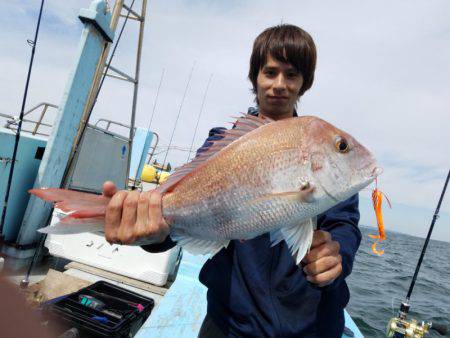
[186,73,213,162]
[0,0,45,238]
[387,169,449,337]
[158,61,196,183]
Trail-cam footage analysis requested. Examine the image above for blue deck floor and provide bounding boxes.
[136,252,364,338]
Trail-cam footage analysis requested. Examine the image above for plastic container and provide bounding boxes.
[44,281,154,337]
[45,211,181,286]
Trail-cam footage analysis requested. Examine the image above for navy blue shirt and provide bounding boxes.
[143,109,361,337]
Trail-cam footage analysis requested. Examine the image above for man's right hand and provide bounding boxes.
[102,181,170,245]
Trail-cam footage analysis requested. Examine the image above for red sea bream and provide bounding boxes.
[31,114,380,263]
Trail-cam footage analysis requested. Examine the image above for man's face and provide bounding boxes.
[256,54,304,120]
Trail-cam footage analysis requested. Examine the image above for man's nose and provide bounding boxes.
[273,74,287,92]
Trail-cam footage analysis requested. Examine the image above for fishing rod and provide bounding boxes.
[387,169,449,338]
[146,69,165,133]
[0,0,45,239]
[186,73,213,162]
[130,68,165,190]
[157,61,196,184]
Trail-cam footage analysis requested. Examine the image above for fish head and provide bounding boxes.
[304,116,380,203]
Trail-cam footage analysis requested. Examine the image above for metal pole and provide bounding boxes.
[0,0,45,237]
[127,0,147,188]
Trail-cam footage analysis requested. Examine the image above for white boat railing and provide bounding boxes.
[1,102,58,136]
[94,118,160,166]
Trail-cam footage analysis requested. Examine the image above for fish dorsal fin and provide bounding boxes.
[157,114,273,194]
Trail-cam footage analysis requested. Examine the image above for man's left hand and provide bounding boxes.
[302,230,342,287]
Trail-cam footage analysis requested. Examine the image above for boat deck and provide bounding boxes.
[136,253,364,338]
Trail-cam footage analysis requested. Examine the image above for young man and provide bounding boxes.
[103,24,361,337]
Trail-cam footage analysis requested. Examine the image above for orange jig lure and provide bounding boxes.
[369,179,391,255]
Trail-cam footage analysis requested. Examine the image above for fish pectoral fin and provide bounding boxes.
[171,232,230,257]
[269,218,315,265]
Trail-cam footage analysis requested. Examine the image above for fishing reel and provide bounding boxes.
[387,316,430,338]
[386,303,447,338]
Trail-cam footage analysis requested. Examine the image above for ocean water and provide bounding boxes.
[347,226,450,337]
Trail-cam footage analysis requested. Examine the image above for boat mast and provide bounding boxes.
[63,0,149,190]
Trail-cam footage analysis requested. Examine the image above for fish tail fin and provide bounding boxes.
[29,188,109,214]
[29,188,109,234]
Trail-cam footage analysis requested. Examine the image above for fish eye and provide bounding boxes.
[335,136,349,153]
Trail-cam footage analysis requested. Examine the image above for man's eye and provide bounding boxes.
[287,72,298,79]
[264,70,276,76]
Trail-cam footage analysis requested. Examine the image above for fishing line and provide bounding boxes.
[186,73,213,162]
[0,0,45,238]
[158,61,196,183]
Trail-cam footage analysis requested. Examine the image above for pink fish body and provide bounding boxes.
[31,114,379,263]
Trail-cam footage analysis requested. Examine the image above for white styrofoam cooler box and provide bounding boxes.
[45,211,180,286]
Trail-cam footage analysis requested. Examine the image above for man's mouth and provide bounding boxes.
[268,96,288,101]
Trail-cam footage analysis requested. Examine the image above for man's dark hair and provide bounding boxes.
[248,24,317,98]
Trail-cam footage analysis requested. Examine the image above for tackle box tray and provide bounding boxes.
[43,280,154,337]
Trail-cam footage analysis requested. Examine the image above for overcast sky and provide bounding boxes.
[1,0,449,242]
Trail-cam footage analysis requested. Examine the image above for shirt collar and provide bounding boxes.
[247,107,298,117]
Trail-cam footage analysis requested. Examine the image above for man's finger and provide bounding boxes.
[104,190,128,243]
[303,240,340,264]
[121,191,140,228]
[306,263,342,286]
[303,255,342,276]
[136,191,150,230]
[310,230,331,248]
[102,181,117,197]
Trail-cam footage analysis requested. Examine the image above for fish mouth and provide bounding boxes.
[360,166,383,187]
[359,165,383,179]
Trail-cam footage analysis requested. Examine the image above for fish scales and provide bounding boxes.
[163,120,315,240]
